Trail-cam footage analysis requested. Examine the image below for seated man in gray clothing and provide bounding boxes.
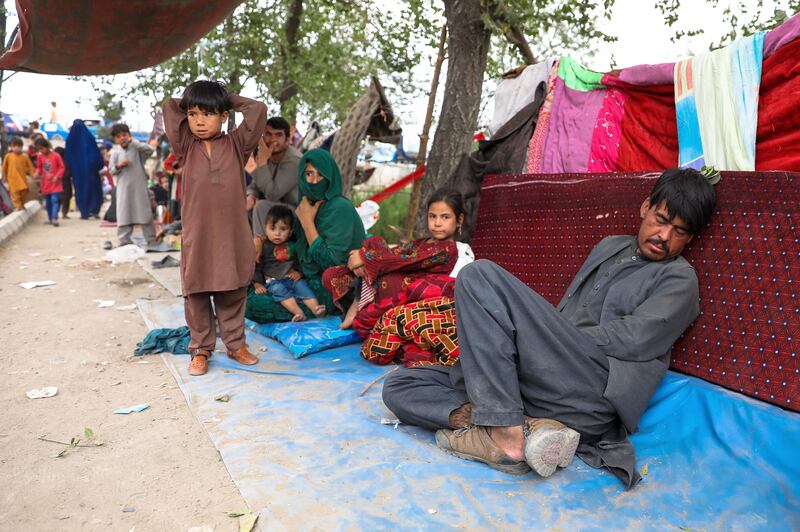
[382,168,717,488]
[247,116,301,241]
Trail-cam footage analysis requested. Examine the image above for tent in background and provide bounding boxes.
[0,0,241,75]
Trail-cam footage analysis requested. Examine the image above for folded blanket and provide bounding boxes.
[361,296,459,367]
[133,326,191,355]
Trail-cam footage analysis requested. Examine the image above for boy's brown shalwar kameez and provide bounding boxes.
[163,95,267,353]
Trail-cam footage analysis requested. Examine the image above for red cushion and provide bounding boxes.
[472,171,799,412]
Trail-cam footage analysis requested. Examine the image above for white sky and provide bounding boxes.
[0,0,794,135]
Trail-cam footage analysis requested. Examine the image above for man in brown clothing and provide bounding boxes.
[163,80,268,376]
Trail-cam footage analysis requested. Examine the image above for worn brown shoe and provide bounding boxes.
[188,350,211,376]
[435,425,531,475]
[227,346,258,365]
[523,418,580,478]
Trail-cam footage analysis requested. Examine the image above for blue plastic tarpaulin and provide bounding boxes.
[137,297,800,530]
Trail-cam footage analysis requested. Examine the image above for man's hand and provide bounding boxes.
[286,269,302,281]
[246,195,257,211]
[347,248,364,272]
[253,282,267,295]
[116,159,129,169]
[148,138,158,148]
[172,166,183,176]
[255,136,273,167]
[295,196,323,226]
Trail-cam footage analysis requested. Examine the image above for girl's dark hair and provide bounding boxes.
[648,168,717,234]
[10,138,23,147]
[427,187,465,219]
[109,123,130,137]
[54,147,65,156]
[265,204,294,226]
[33,137,51,149]
[180,80,232,114]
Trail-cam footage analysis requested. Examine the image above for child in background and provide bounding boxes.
[163,80,267,377]
[109,124,157,246]
[34,137,65,226]
[253,205,326,322]
[2,138,35,210]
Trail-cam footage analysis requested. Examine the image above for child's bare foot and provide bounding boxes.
[291,313,306,322]
[312,305,326,317]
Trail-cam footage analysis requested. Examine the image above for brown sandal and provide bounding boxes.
[188,350,211,376]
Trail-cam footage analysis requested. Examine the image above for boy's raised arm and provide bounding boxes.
[229,94,268,159]
[132,139,155,156]
[162,98,192,163]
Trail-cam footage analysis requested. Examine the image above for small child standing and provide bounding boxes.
[34,138,65,226]
[253,205,326,322]
[163,80,268,377]
[2,138,35,210]
[109,124,157,246]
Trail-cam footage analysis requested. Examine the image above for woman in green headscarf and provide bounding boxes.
[246,149,365,323]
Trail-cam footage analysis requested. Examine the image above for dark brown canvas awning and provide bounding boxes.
[0,0,242,75]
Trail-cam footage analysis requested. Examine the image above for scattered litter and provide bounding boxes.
[331,358,340,362]
[26,386,58,399]
[29,252,41,257]
[214,393,231,403]
[258,346,267,352]
[202,417,221,424]
[19,280,56,289]
[111,381,122,386]
[380,418,401,429]
[113,403,150,414]
[62,255,75,260]
[122,506,135,513]
[427,508,437,515]
[103,241,113,250]
[19,265,28,270]
[115,304,137,311]
[238,512,259,532]
[105,244,146,264]
[136,360,151,364]
[95,300,115,308]
[640,464,649,476]
[227,510,249,517]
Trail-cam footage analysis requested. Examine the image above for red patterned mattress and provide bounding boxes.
[471,171,799,412]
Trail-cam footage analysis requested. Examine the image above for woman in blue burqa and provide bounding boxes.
[65,119,104,219]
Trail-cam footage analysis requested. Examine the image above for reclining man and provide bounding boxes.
[383,168,717,488]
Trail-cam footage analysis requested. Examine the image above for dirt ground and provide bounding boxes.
[0,209,249,531]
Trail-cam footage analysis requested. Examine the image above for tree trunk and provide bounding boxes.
[415,0,491,235]
[276,0,303,123]
[403,25,447,240]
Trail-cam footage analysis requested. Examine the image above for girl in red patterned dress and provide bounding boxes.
[323,188,474,335]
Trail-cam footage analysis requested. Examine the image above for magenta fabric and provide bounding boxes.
[540,78,606,173]
[587,84,629,172]
[763,11,800,58]
[617,62,675,85]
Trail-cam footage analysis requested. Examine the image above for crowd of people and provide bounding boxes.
[2,79,719,489]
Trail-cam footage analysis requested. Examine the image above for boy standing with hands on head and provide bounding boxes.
[109,123,157,246]
[163,80,268,376]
